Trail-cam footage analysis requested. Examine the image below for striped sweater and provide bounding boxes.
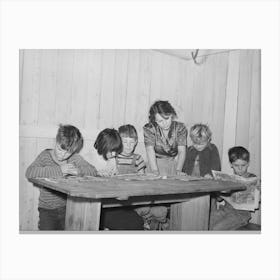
[116,153,146,174]
[25,149,98,209]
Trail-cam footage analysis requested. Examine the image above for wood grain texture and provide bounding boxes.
[236,50,253,147]
[54,50,74,125]
[125,50,140,124]
[29,177,246,200]
[136,51,152,130]
[69,50,89,128]
[248,50,261,176]
[65,196,101,230]
[19,138,38,230]
[99,50,115,129]
[85,49,102,131]
[221,50,240,173]
[20,50,41,125]
[37,50,58,126]
[112,50,129,127]
[170,194,210,230]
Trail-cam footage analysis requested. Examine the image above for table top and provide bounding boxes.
[29,175,246,200]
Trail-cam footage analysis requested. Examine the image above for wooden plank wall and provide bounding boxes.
[19,49,261,230]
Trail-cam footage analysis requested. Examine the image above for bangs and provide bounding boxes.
[118,125,138,140]
[108,135,123,154]
[94,128,123,160]
[190,124,212,140]
[149,100,177,123]
[160,113,172,120]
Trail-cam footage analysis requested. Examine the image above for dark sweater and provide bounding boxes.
[182,143,221,177]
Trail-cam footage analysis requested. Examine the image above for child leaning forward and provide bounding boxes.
[94,128,144,230]
[25,124,98,230]
[182,123,221,178]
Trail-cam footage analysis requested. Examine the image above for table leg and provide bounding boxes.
[65,196,101,231]
[170,194,210,230]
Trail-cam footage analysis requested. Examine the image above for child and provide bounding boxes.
[209,146,259,230]
[117,124,169,230]
[116,124,146,174]
[93,128,123,176]
[94,128,144,230]
[228,146,256,178]
[25,124,98,230]
[182,124,221,177]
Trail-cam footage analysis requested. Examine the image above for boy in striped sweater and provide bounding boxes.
[25,124,98,230]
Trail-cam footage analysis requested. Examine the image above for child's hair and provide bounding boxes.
[190,124,212,142]
[228,146,250,163]
[56,124,83,153]
[149,100,177,123]
[94,128,123,160]
[118,124,138,141]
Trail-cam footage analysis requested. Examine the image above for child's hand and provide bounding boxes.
[204,174,213,179]
[61,163,79,176]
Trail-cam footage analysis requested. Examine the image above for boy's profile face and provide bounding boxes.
[231,159,249,176]
[192,136,209,152]
[121,137,137,155]
[54,143,73,161]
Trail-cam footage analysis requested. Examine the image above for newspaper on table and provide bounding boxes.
[212,170,261,211]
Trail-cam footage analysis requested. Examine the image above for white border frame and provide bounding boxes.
[1,1,280,280]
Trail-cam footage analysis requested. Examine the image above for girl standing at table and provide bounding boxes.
[143,100,187,229]
[143,100,187,176]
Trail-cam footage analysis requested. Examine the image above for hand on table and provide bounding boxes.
[61,163,79,176]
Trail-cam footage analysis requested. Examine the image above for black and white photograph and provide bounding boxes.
[1,1,280,280]
[19,49,261,232]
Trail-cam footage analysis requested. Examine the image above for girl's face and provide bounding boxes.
[231,159,249,176]
[54,143,72,161]
[155,113,172,130]
[106,151,116,160]
[121,137,137,155]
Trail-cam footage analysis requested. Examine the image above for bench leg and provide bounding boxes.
[170,194,210,230]
[65,196,101,231]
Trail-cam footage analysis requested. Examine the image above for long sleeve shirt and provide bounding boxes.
[25,149,98,209]
[182,143,221,177]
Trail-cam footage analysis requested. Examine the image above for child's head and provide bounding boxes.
[54,124,83,161]
[228,146,250,176]
[118,124,138,156]
[149,100,177,130]
[190,124,212,151]
[94,128,123,160]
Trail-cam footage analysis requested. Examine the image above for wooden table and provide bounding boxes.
[29,176,246,231]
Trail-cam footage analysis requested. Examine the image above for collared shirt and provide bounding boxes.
[143,121,187,159]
